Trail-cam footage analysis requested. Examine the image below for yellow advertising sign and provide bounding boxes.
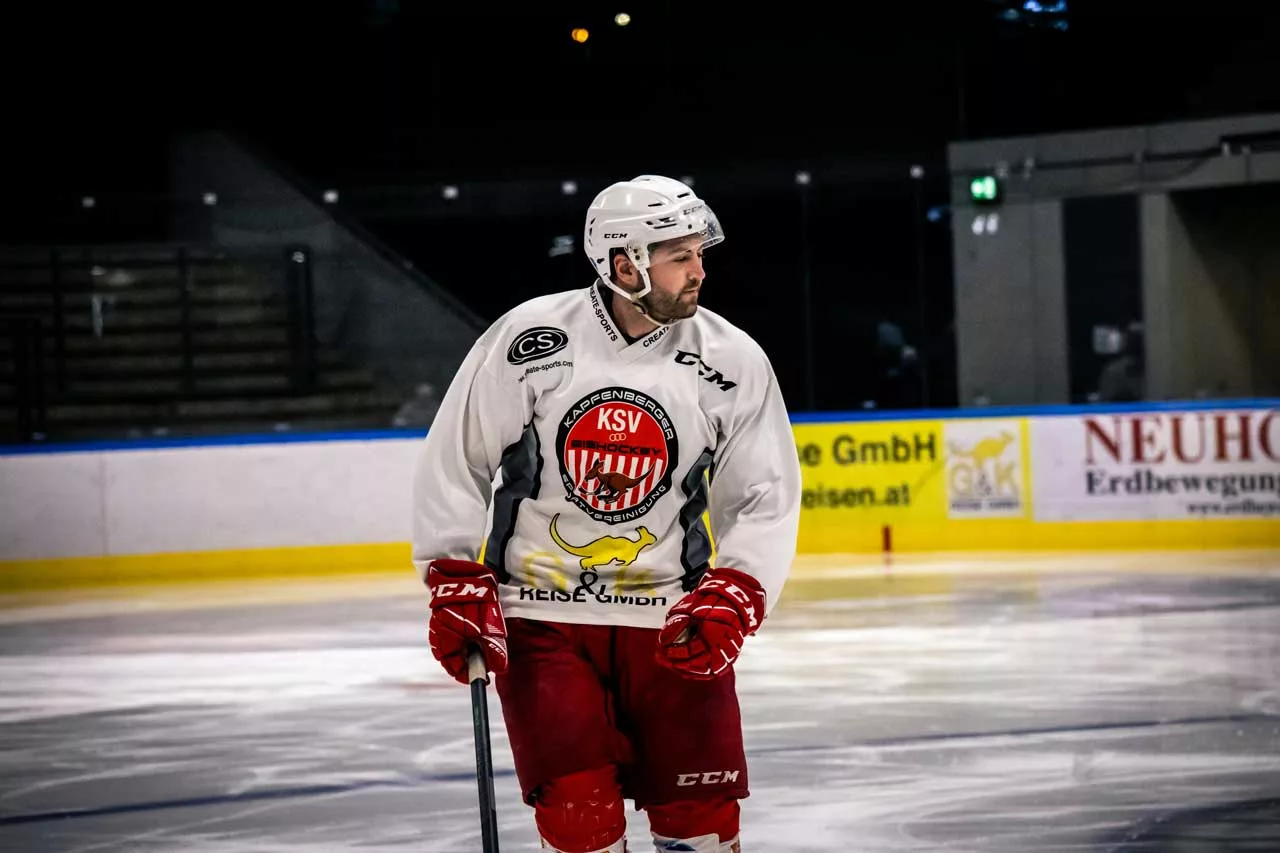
[793,419,946,552]
[942,418,1031,520]
[794,419,946,515]
[793,416,1031,552]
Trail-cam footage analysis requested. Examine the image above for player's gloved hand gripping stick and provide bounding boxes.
[425,559,506,852]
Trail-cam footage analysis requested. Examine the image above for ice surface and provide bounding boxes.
[1,551,1277,851]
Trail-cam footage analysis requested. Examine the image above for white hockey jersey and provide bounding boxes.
[411,282,802,629]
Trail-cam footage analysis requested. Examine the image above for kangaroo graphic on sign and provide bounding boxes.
[578,459,653,504]
[949,430,1015,469]
[549,513,656,570]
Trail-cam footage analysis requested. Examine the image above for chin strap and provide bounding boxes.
[597,276,681,329]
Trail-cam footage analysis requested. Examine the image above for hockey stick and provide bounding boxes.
[468,647,500,853]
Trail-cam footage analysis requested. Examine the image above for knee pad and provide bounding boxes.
[535,766,627,853]
[647,797,740,851]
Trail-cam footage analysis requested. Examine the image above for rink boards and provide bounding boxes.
[1,400,1276,589]
[792,400,1277,553]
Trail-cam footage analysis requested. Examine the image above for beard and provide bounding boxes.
[639,284,700,324]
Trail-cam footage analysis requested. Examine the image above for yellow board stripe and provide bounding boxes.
[1,518,1274,592]
[0,543,411,592]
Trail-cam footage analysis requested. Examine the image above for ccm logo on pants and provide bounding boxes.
[676,770,741,786]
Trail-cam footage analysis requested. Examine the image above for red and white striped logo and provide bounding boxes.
[556,387,679,524]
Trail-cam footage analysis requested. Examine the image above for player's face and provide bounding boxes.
[641,235,706,322]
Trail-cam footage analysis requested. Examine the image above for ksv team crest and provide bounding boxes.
[556,387,679,524]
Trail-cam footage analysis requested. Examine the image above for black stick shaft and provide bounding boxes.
[469,650,500,852]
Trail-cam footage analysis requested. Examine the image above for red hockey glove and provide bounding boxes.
[425,559,508,685]
[656,567,766,681]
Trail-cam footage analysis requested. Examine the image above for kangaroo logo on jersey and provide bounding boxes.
[549,513,655,570]
[557,387,679,524]
[507,326,569,365]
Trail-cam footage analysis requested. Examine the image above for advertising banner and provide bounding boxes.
[794,419,946,521]
[794,418,1031,519]
[1031,406,1280,521]
[943,418,1030,519]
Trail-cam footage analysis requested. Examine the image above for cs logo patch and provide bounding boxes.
[507,327,569,365]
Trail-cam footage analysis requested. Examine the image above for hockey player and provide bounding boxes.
[412,175,802,852]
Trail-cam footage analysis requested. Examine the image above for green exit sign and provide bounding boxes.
[970,175,1000,203]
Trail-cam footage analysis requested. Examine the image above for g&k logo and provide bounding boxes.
[945,421,1025,518]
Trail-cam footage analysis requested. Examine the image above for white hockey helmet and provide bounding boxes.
[583,175,724,305]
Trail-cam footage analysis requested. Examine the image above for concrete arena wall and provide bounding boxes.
[2,401,1277,590]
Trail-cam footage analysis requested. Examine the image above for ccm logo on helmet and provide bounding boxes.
[507,326,570,365]
[603,232,627,239]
